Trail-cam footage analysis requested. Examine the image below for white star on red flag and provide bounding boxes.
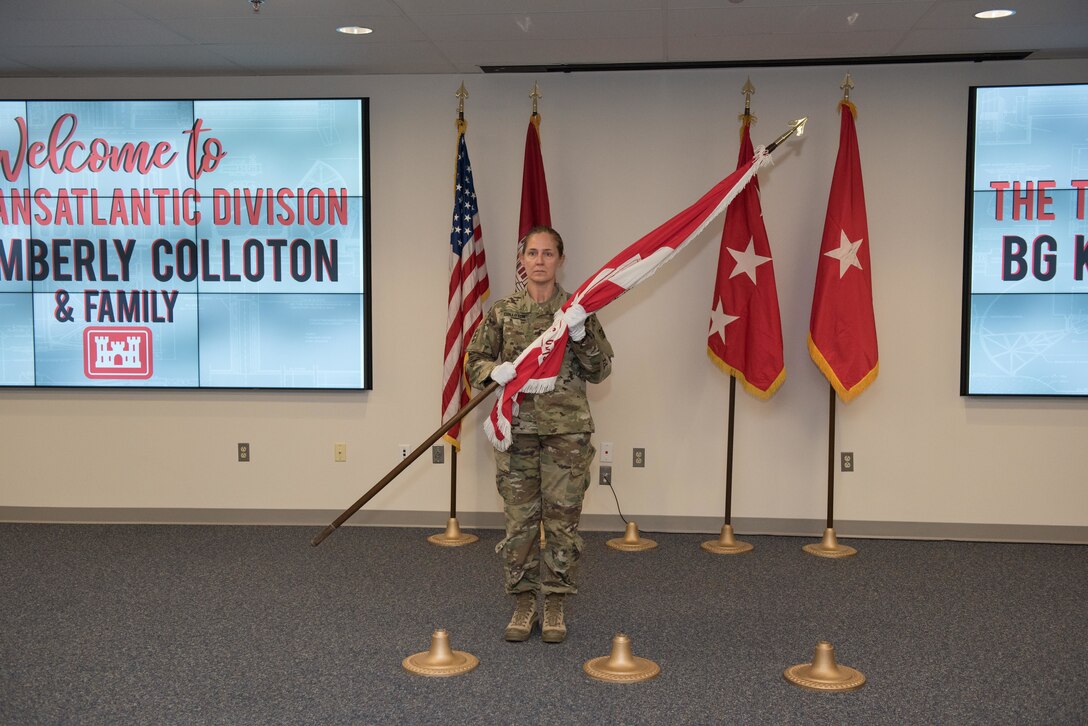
[708,299,740,344]
[824,230,864,278]
[728,238,772,283]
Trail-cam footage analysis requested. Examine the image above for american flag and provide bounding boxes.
[442,130,490,448]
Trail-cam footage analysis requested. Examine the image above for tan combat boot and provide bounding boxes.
[504,592,538,641]
[541,593,567,643]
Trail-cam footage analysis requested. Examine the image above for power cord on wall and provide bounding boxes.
[601,479,661,535]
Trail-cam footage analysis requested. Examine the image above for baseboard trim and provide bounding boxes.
[1,506,1085,544]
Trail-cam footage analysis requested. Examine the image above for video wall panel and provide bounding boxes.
[0,98,371,389]
[962,84,1088,396]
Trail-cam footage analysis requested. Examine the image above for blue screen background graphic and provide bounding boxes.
[0,99,368,389]
[966,85,1088,395]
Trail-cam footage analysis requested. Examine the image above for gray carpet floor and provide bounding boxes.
[1,523,1085,724]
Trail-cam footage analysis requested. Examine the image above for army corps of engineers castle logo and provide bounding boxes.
[83,327,154,380]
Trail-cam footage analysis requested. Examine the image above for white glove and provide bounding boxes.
[490,361,517,385]
[563,303,588,342]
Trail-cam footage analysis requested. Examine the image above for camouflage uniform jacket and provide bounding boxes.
[465,286,613,435]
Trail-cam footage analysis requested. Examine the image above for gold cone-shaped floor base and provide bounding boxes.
[784,640,866,692]
[802,528,857,558]
[427,517,479,547]
[607,521,658,551]
[701,524,754,555]
[584,633,661,683]
[402,629,479,677]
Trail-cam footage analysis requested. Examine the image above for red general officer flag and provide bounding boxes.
[442,125,489,448]
[707,120,785,398]
[515,114,551,289]
[485,150,771,450]
[808,100,878,401]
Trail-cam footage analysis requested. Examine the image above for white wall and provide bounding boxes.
[1,60,1087,534]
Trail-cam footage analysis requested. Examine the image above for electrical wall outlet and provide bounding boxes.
[238,442,250,462]
[600,465,612,486]
[599,442,613,464]
[432,445,444,464]
[633,447,645,468]
[398,445,409,461]
[334,443,347,462]
[841,451,854,472]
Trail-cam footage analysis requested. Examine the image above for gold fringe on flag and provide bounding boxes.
[706,347,786,400]
[807,334,878,403]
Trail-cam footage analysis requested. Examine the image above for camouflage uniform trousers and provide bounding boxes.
[494,431,595,596]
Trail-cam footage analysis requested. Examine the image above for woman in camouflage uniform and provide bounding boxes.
[465,225,613,643]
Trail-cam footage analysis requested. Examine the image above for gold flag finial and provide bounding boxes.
[765,116,808,153]
[455,82,468,117]
[455,82,469,132]
[840,72,854,101]
[740,77,757,124]
[530,82,542,116]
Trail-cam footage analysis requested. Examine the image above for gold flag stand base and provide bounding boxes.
[607,521,658,552]
[784,640,866,692]
[802,527,857,558]
[701,523,753,555]
[584,633,661,683]
[402,629,479,677]
[427,517,478,547]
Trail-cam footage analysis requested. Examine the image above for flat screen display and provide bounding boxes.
[0,98,371,389]
[962,83,1088,396]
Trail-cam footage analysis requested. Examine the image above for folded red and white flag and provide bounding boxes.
[485,148,772,450]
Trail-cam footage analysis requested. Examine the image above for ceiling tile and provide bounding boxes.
[0,0,146,21]
[667,30,904,60]
[668,3,929,37]
[212,40,457,74]
[437,37,666,68]
[411,10,662,41]
[898,24,1088,55]
[168,15,427,44]
[0,19,192,47]
[913,0,1088,29]
[667,0,934,7]
[397,0,663,14]
[0,54,48,75]
[121,0,407,21]
[0,44,248,77]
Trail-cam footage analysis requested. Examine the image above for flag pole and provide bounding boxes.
[801,377,856,557]
[702,375,753,554]
[803,73,860,559]
[528,80,547,548]
[726,376,736,525]
[314,381,499,547]
[429,82,480,548]
[428,444,478,546]
[703,79,760,556]
[826,383,836,529]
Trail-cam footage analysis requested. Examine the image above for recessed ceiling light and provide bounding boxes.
[337,26,373,35]
[974,9,1016,20]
